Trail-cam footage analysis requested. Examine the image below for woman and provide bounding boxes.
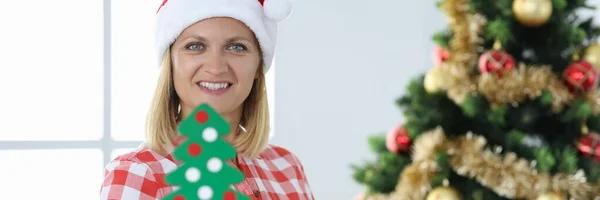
[99,0,314,199]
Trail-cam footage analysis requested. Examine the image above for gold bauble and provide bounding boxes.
[426,186,462,200]
[536,191,566,200]
[424,67,446,93]
[583,43,600,69]
[513,0,552,27]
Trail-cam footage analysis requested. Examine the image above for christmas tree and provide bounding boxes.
[162,103,250,200]
[352,0,600,199]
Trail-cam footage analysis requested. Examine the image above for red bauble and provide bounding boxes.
[386,125,411,153]
[478,50,515,76]
[432,46,450,66]
[577,133,600,161]
[563,60,599,92]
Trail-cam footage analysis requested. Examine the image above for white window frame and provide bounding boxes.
[0,0,141,169]
[0,0,276,169]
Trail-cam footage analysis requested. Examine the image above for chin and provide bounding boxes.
[185,86,247,116]
[194,98,239,114]
[205,101,232,113]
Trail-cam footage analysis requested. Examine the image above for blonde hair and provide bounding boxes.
[145,48,271,159]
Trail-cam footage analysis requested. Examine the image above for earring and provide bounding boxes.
[238,124,247,133]
[175,104,182,121]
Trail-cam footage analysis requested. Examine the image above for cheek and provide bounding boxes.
[229,59,259,95]
[173,55,201,79]
[172,56,200,95]
[231,60,259,83]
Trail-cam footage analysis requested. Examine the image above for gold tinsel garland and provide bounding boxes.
[449,132,597,199]
[434,0,600,114]
[437,0,484,104]
[477,63,575,112]
[360,128,600,200]
[585,89,600,114]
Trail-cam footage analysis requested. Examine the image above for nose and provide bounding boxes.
[202,49,228,75]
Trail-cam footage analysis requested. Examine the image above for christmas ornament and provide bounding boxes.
[512,0,552,27]
[386,124,411,153]
[535,191,566,200]
[424,66,446,93]
[577,132,600,161]
[432,46,450,67]
[162,103,250,200]
[563,60,599,92]
[426,186,462,200]
[479,41,515,76]
[583,43,600,69]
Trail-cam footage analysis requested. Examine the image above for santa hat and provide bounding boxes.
[155,0,293,73]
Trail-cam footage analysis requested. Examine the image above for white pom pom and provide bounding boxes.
[263,0,292,22]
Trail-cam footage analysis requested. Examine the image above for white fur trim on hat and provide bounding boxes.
[264,0,292,22]
[155,0,293,73]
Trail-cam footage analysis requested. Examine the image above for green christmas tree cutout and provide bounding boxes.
[162,103,250,200]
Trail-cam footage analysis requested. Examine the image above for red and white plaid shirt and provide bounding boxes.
[99,137,314,200]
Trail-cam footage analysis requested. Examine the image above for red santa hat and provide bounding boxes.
[155,0,293,72]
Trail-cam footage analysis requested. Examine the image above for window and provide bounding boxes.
[0,1,105,199]
[111,0,162,141]
[0,0,275,199]
[0,0,104,141]
[0,150,103,199]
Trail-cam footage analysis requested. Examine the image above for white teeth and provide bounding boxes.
[198,82,230,90]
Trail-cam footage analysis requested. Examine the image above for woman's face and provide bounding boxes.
[171,17,261,116]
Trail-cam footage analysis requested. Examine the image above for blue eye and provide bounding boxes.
[228,44,247,52]
[186,43,204,51]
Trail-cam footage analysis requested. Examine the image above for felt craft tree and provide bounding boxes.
[162,103,250,200]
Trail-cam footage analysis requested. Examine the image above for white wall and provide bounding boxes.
[269,0,446,199]
[269,0,600,199]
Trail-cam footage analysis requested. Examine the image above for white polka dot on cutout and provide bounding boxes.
[198,186,213,199]
[185,167,201,183]
[207,158,223,173]
[202,127,218,142]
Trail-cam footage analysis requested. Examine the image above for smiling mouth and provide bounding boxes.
[196,81,232,90]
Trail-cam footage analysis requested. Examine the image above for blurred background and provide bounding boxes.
[0,0,598,199]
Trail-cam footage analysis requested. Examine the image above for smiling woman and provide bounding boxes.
[164,17,268,157]
[99,0,314,199]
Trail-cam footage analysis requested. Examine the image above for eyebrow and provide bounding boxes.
[226,36,252,43]
[187,35,208,42]
[186,35,252,43]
